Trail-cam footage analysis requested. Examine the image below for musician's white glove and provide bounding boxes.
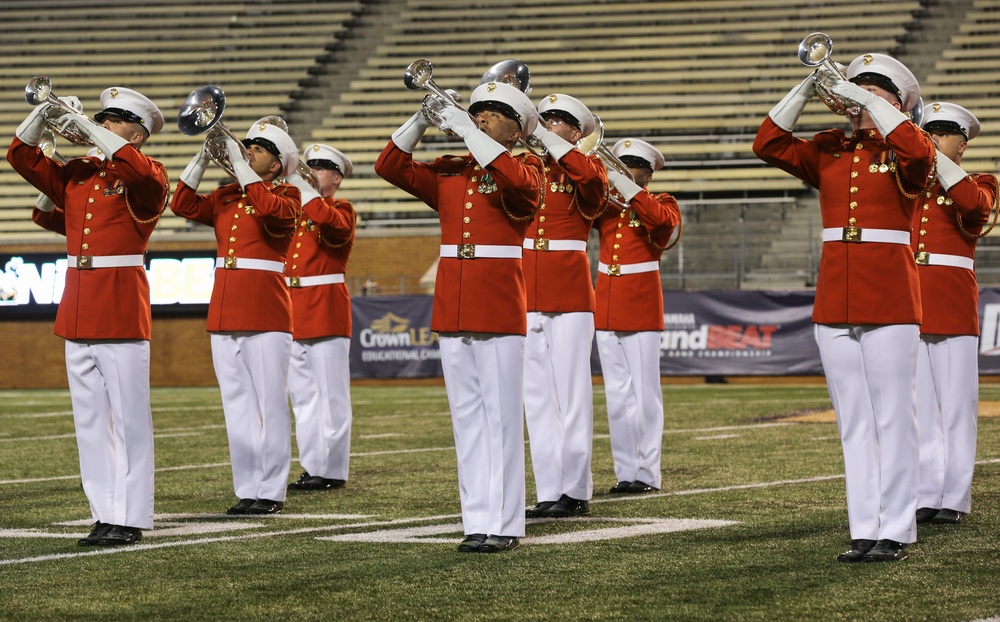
[813,63,846,92]
[827,77,909,137]
[935,150,967,190]
[607,169,643,203]
[35,191,57,213]
[15,105,50,146]
[538,128,574,162]
[391,111,433,154]
[64,113,129,160]
[531,121,549,141]
[180,143,211,189]
[768,74,816,132]
[224,138,262,190]
[285,171,321,205]
[58,96,83,113]
[438,105,506,168]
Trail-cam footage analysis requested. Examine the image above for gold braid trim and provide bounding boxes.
[126,164,169,225]
[501,154,545,222]
[956,174,1000,239]
[895,141,938,200]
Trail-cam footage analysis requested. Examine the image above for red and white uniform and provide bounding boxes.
[9,137,168,530]
[522,150,606,504]
[594,190,679,490]
[171,179,301,503]
[376,142,543,538]
[754,117,937,544]
[913,174,997,514]
[286,196,356,482]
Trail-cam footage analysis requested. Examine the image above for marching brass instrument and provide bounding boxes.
[797,32,860,117]
[576,115,635,209]
[24,76,95,146]
[177,84,250,178]
[38,130,68,165]
[404,59,472,136]
[252,115,320,191]
[481,59,532,95]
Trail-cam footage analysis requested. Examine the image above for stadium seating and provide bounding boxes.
[1,0,998,288]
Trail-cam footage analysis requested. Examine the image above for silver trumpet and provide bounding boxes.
[404,58,473,138]
[797,32,860,117]
[481,59,532,95]
[24,76,94,146]
[177,84,249,178]
[576,115,635,209]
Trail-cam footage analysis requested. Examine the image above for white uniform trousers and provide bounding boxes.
[65,339,154,530]
[439,333,526,537]
[211,331,293,502]
[916,334,978,514]
[288,336,352,481]
[815,323,919,543]
[596,330,664,489]
[524,311,595,502]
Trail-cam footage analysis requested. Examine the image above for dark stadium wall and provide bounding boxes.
[0,233,441,389]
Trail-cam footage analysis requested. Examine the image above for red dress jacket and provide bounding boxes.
[8,138,168,340]
[523,150,607,313]
[286,196,355,340]
[170,180,301,333]
[594,190,680,332]
[913,174,997,335]
[754,117,937,325]
[375,143,544,335]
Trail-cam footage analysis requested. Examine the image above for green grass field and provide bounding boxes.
[2,382,999,621]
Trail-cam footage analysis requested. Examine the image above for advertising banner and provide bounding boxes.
[6,250,1000,377]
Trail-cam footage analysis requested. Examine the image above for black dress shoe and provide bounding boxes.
[95,525,142,546]
[932,508,963,524]
[226,498,257,515]
[245,499,284,514]
[625,481,658,494]
[540,494,590,518]
[479,535,519,553]
[862,539,908,562]
[915,507,940,523]
[78,521,113,547]
[287,471,311,490]
[525,500,557,518]
[289,475,346,491]
[836,539,877,563]
[609,481,632,494]
[457,533,488,553]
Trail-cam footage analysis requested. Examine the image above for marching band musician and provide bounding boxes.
[8,86,169,546]
[375,81,544,554]
[595,139,679,497]
[170,120,301,516]
[913,102,997,526]
[523,94,608,519]
[753,53,937,562]
[284,144,356,493]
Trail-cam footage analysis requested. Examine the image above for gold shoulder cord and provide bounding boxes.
[895,149,938,200]
[320,206,356,248]
[956,174,1000,239]
[500,155,544,222]
[126,167,169,225]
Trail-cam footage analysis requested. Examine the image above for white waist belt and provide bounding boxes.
[915,251,974,270]
[598,261,660,276]
[286,273,346,287]
[440,244,522,259]
[523,238,588,252]
[67,254,144,269]
[215,257,285,273]
[821,227,910,245]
